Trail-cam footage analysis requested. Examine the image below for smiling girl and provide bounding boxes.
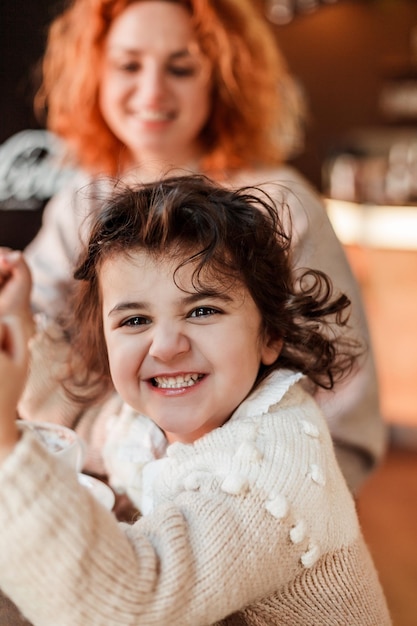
[0,175,390,624]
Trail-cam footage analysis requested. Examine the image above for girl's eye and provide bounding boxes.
[121,316,150,327]
[189,306,220,318]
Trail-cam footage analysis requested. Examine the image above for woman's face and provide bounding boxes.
[99,1,212,169]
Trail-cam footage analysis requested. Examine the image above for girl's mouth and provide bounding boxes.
[151,373,204,389]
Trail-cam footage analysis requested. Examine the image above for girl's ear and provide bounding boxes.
[260,336,283,366]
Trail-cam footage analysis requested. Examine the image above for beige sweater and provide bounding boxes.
[0,372,391,625]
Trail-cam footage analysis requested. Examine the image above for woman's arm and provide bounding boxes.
[0,316,27,463]
[232,166,387,492]
[0,250,33,461]
[24,173,93,317]
[275,170,387,492]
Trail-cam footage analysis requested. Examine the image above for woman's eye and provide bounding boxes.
[121,62,141,73]
[168,65,196,77]
[121,316,149,327]
[111,59,141,73]
[189,306,220,318]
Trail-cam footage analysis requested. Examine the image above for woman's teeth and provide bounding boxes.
[152,374,202,389]
[139,110,171,122]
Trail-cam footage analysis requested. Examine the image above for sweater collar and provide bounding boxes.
[230,369,304,422]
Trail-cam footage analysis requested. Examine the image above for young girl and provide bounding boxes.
[18,0,385,494]
[0,175,390,624]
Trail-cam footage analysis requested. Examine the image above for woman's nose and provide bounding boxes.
[148,324,191,362]
[138,64,167,106]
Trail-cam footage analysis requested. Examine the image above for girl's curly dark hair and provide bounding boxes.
[63,174,362,404]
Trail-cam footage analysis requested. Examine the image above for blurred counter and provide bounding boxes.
[326,198,417,250]
[326,198,417,429]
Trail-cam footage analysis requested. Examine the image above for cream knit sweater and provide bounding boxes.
[0,371,391,625]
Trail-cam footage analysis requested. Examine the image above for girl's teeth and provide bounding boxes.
[153,374,201,389]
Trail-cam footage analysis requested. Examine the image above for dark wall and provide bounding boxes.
[0,1,66,248]
[275,0,417,188]
[0,0,64,143]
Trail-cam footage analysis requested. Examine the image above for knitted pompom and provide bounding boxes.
[265,493,289,519]
[221,471,249,495]
[235,441,263,463]
[301,542,321,568]
[309,464,326,486]
[289,520,306,544]
[301,420,320,438]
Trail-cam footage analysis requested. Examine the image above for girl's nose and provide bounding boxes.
[148,324,191,362]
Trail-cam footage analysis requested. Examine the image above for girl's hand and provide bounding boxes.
[0,249,34,339]
[0,315,29,462]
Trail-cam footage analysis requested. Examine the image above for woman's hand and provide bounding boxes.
[0,250,34,462]
[0,315,29,462]
[0,249,34,339]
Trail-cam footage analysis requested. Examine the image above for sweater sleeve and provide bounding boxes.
[0,390,362,626]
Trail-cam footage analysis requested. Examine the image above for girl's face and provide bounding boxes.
[100,249,281,444]
[99,1,212,169]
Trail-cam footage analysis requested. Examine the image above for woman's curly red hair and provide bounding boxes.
[36,0,305,176]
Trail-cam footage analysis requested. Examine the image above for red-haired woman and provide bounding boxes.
[22,0,385,493]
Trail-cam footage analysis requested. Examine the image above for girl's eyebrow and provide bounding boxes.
[107,301,148,317]
[182,291,234,305]
[107,291,233,317]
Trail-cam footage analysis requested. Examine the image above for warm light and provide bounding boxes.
[326,198,417,250]
[266,0,294,25]
[265,0,339,24]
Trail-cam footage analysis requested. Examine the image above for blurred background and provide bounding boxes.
[1,1,417,623]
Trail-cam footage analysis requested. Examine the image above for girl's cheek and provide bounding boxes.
[110,341,143,377]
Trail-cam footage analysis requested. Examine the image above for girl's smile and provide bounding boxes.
[150,372,204,391]
[100,249,281,444]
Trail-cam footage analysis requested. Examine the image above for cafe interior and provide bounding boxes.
[1,0,417,624]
